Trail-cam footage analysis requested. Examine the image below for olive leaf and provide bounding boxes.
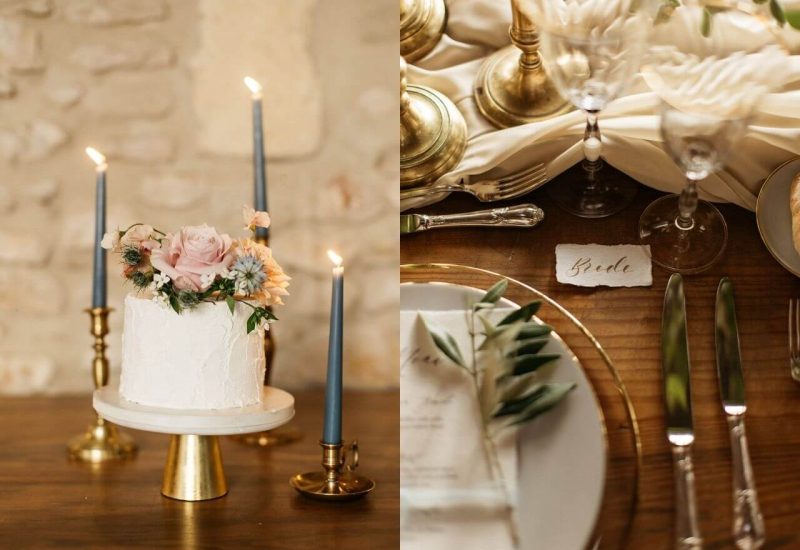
[226,295,236,314]
[420,314,466,368]
[498,301,541,326]
[498,383,577,427]
[480,279,508,304]
[788,10,800,29]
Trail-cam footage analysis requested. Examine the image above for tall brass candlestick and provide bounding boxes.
[67,307,137,462]
[231,233,300,447]
[473,0,570,128]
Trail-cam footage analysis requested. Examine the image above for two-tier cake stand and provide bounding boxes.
[94,385,294,501]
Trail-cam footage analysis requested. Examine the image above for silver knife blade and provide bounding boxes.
[715,277,746,414]
[662,274,695,445]
[400,214,421,234]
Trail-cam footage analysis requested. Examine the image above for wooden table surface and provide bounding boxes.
[401,168,800,549]
[0,390,399,549]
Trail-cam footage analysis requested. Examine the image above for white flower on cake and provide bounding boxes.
[102,207,290,334]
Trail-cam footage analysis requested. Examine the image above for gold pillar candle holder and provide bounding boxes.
[473,0,570,128]
[68,307,137,463]
[401,0,447,63]
[290,440,375,501]
[401,57,467,189]
[162,435,227,501]
[231,233,301,448]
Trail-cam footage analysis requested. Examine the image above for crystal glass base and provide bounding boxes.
[548,162,638,218]
[638,194,728,274]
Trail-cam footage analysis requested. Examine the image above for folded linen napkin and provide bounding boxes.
[403,0,800,211]
[400,308,518,550]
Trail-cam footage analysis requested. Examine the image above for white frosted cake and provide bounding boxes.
[120,294,265,410]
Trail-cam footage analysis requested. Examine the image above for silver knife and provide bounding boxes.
[662,274,703,550]
[715,277,765,549]
[400,204,544,234]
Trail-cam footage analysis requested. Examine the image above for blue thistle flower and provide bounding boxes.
[230,254,266,296]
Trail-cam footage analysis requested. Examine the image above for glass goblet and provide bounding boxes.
[530,0,652,217]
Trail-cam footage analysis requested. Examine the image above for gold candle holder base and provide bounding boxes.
[401,0,447,63]
[473,0,570,128]
[400,57,467,189]
[162,435,228,501]
[68,307,138,463]
[67,415,137,463]
[290,441,375,501]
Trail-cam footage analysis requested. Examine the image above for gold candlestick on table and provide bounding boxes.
[473,0,570,128]
[67,307,137,462]
[231,233,301,448]
[401,0,447,63]
[290,440,375,500]
[401,57,467,189]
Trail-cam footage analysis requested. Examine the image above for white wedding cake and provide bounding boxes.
[120,294,266,410]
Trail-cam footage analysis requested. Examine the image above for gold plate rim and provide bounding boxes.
[755,156,800,278]
[400,262,642,548]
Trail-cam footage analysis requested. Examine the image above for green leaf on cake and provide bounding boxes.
[246,312,257,334]
[420,314,465,368]
[226,295,236,314]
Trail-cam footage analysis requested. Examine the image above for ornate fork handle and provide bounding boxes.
[727,415,765,549]
[418,204,544,230]
[672,444,703,549]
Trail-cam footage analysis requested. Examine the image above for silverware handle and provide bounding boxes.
[728,415,765,549]
[672,445,703,549]
[417,204,544,230]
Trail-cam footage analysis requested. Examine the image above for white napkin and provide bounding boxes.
[400,309,518,550]
[403,0,800,211]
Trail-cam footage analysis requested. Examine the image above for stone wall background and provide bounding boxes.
[0,0,399,395]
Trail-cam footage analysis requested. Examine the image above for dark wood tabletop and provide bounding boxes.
[0,389,399,549]
[401,166,800,549]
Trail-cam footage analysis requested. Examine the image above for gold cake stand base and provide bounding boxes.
[162,435,227,501]
[67,415,137,463]
[229,427,302,447]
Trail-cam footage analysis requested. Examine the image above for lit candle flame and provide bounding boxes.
[243,76,263,99]
[327,250,343,267]
[85,147,107,170]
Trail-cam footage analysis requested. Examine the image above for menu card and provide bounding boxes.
[400,309,517,550]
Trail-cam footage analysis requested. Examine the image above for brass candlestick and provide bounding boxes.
[231,233,301,447]
[400,57,467,189]
[290,440,375,500]
[473,0,570,128]
[400,0,447,63]
[67,307,137,462]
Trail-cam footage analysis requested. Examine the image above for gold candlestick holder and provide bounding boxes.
[231,233,301,448]
[67,307,137,463]
[290,440,375,501]
[473,0,570,128]
[400,0,447,63]
[401,56,467,189]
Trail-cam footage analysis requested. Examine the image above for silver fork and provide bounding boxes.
[789,299,800,382]
[400,162,548,202]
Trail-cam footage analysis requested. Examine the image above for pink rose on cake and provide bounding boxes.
[151,224,236,292]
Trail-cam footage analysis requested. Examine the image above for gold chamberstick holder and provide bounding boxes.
[94,385,295,501]
[230,233,301,447]
[290,440,375,501]
[67,307,137,463]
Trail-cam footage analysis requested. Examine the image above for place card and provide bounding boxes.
[555,244,652,288]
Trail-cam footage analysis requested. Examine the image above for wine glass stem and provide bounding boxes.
[583,112,602,189]
[677,178,699,230]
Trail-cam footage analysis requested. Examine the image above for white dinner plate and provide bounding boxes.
[756,157,800,277]
[401,282,606,550]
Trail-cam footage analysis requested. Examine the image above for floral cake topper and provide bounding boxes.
[102,206,290,333]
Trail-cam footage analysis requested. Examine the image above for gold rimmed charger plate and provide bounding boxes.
[401,263,641,550]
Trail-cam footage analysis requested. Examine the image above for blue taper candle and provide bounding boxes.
[245,77,269,240]
[323,251,344,444]
[87,147,107,309]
